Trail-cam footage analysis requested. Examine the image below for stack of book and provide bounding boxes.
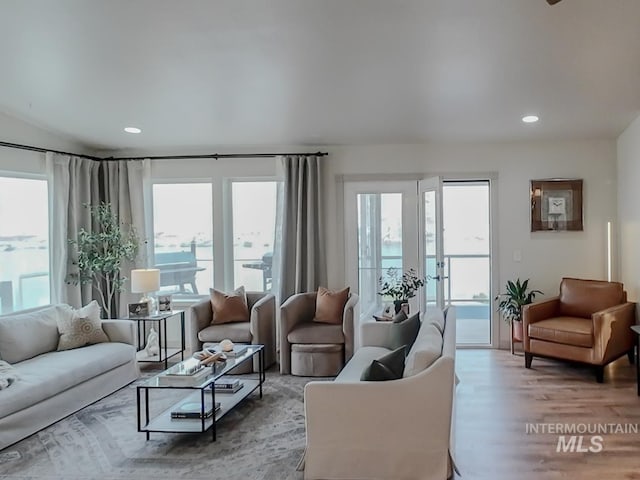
[171,399,221,419]
[158,358,210,386]
[212,377,244,394]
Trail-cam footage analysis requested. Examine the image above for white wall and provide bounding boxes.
[324,140,617,347]
[0,110,91,174]
[617,114,640,303]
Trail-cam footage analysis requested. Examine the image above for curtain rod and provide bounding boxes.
[0,140,328,161]
[103,151,328,161]
[0,141,102,161]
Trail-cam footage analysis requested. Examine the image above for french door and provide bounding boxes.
[344,178,445,325]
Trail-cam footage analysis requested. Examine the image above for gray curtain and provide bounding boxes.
[100,160,149,317]
[47,153,148,317]
[47,153,100,310]
[278,155,327,301]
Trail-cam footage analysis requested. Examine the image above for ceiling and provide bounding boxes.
[0,0,639,152]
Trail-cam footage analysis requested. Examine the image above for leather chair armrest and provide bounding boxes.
[249,293,276,368]
[279,292,317,374]
[188,299,213,354]
[592,302,636,363]
[342,293,359,362]
[522,297,560,350]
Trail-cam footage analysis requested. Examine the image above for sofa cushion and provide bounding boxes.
[198,322,252,343]
[389,312,421,352]
[210,286,250,324]
[361,346,406,381]
[314,287,350,324]
[57,301,109,351]
[0,305,66,363]
[0,342,135,418]
[424,307,445,335]
[0,360,19,390]
[559,278,625,319]
[335,346,390,382]
[403,323,443,378]
[528,317,593,348]
[288,323,345,344]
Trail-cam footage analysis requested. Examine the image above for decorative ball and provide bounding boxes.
[220,339,235,352]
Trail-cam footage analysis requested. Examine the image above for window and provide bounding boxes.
[230,181,277,292]
[0,176,50,313]
[152,183,213,296]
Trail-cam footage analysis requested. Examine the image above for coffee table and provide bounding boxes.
[137,344,265,441]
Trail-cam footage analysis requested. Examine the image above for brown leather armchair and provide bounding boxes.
[522,277,636,382]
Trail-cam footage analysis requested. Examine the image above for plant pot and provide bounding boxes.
[394,300,409,315]
[512,320,523,342]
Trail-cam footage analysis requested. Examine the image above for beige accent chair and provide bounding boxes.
[189,291,276,370]
[279,291,359,376]
[523,277,636,382]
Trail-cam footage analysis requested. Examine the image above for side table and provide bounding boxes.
[631,325,640,396]
[125,310,186,369]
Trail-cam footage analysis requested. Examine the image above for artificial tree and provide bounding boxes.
[67,202,139,318]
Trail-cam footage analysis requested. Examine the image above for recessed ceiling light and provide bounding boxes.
[522,115,539,124]
[124,126,142,134]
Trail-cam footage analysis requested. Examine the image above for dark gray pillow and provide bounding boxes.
[360,346,406,381]
[389,312,421,352]
[392,310,408,323]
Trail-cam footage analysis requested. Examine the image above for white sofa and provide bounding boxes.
[303,306,457,480]
[0,305,139,451]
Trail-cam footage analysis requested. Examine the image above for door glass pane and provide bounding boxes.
[152,183,213,296]
[357,193,402,316]
[0,176,50,313]
[443,183,491,345]
[231,181,277,292]
[423,190,437,307]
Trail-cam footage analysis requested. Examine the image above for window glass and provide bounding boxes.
[0,176,50,313]
[231,181,277,292]
[152,183,213,296]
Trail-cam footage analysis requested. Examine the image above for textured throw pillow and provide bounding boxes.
[389,312,421,352]
[0,360,19,390]
[360,346,406,381]
[314,286,350,324]
[56,300,109,351]
[210,286,250,324]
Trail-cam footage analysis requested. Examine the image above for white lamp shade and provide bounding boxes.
[131,269,161,293]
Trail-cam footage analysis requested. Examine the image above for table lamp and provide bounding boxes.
[131,268,161,314]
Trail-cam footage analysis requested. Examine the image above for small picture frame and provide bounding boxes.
[128,302,149,317]
[530,179,583,232]
[158,294,172,312]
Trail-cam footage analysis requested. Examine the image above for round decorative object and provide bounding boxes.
[220,339,235,352]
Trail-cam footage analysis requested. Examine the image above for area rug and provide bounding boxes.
[0,369,317,480]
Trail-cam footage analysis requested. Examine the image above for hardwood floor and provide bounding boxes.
[453,350,640,480]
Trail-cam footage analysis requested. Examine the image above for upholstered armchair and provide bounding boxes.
[189,291,276,370]
[522,277,636,382]
[279,288,359,376]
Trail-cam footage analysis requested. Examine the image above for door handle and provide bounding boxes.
[430,275,449,281]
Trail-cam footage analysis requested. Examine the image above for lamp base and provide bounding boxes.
[140,294,157,315]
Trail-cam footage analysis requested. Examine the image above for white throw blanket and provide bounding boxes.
[0,360,19,389]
